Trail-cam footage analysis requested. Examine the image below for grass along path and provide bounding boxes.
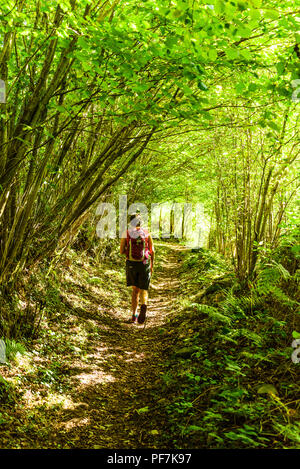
[0,242,183,449]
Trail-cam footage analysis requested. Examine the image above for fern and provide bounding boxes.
[192,303,232,325]
[240,350,273,363]
[269,285,297,306]
[4,339,26,362]
[222,292,263,315]
[256,260,298,306]
[234,328,263,346]
[273,422,300,446]
[256,261,288,292]
[221,293,247,316]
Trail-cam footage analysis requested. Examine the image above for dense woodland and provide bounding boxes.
[0,0,299,450]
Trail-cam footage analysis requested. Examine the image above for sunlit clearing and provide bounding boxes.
[43,393,76,410]
[74,369,115,386]
[61,416,90,431]
[123,350,145,362]
[14,353,34,372]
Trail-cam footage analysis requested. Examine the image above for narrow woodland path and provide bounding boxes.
[54,243,182,449]
[8,243,183,449]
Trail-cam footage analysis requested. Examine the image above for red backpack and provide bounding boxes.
[126,227,150,261]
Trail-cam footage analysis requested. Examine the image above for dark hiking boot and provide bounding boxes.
[138,304,147,324]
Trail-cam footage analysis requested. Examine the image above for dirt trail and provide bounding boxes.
[26,243,182,449]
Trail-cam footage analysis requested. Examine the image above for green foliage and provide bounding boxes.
[158,244,299,449]
[224,425,269,447]
[191,303,232,325]
[0,375,16,405]
[256,260,295,303]
[273,422,300,446]
[4,339,26,363]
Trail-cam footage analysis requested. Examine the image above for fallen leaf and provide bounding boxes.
[257,384,278,395]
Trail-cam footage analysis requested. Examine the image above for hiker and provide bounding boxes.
[120,213,155,324]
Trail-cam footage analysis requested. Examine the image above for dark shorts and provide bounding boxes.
[126,260,151,291]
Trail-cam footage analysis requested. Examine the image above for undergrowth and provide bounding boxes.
[157,242,300,449]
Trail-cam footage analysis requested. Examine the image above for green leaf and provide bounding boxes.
[55,105,66,113]
[257,384,278,395]
[150,429,159,435]
[291,245,300,256]
[249,7,261,20]
[240,49,252,60]
[264,9,279,20]
[225,48,239,60]
[250,0,262,7]
[276,62,285,76]
[208,49,218,61]
[248,83,257,92]
[187,425,203,432]
[197,81,208,91]
[267,121,280,131]
[235,82,246,93]
[137,406,149,414]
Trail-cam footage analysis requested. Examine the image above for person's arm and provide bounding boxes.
[148,235,155,274]
[120,232,127,255]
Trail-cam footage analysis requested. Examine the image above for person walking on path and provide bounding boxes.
[120,213,155,324]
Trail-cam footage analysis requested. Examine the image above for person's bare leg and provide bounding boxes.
[132,286,140,320]
[140,289,148,305]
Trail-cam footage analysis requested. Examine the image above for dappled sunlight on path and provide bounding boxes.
[3,243,184,449]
